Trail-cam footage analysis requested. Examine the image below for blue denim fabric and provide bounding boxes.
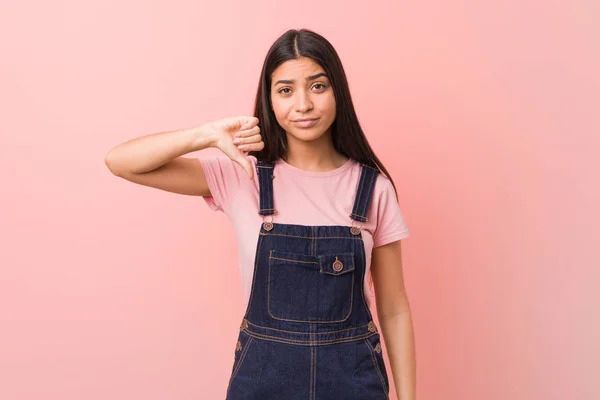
[226,160,389,399]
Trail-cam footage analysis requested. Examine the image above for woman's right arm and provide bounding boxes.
[104,117,262,196]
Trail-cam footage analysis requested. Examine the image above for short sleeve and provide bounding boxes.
[198,154,256,213]
[372,176,410,247]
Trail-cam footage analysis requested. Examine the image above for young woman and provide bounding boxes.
[105,29,416,400]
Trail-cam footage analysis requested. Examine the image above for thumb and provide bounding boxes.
[232,153,254,180]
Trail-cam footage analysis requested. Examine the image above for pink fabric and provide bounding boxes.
[198,154,410,309]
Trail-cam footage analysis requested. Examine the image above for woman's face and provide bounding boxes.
[270,57,336,143]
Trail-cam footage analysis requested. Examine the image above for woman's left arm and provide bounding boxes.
[371,240,416,400]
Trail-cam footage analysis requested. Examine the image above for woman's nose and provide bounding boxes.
[295,91,313,112]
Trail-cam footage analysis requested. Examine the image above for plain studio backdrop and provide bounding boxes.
[1,1,598,399]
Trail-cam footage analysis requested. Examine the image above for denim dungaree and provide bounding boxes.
[226,160,390,400]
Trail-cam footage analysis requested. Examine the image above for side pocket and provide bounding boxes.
[227,332,254,388]
[364,335,390,398]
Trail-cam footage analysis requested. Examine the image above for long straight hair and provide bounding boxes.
[250,28,399,201]
[249,29,402,297]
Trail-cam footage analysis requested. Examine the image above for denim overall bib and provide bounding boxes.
[225,160,390,400]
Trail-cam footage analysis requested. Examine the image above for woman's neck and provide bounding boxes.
[283,135,348,172]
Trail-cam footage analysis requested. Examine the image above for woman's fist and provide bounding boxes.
[204,116,264,179]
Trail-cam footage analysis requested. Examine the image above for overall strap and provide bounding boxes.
[350,164,380,222]
[257,160,276,216]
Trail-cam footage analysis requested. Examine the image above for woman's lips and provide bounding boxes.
[292,118,319,128]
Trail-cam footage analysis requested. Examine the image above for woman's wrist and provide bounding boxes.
[190,123,218,151]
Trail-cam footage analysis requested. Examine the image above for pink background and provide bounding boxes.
[1,1,598,399]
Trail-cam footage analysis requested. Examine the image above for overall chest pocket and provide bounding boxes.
[267,250,356,323]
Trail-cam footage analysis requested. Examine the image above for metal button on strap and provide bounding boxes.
[262,211,277,231]
[374,343,382,353]
[240,318,248,331]
[368,321,377,333]
[332,256,344,272]
[350,226,361,235]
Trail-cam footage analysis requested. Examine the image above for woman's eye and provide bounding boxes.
[278,84,327,94]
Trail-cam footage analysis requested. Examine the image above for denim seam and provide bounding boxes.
[358,172,374,217]
[312,346,317,399]
[352,167,367,218]
[242,330,377,345]
[349,212,368,221]
[242,235,264,319]
[270,256,318,264]
[246,320,372,335]
[361,170,377,217]
[358,243,373,323]
[268,165,274,212]
[227,335,254,393]
[364,338,389,398]
[263,233,363,240]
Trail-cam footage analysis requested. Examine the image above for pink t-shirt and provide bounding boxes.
[198,154,410,309]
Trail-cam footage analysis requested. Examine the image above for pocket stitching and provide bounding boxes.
[268,250,355,323]
[363,338,389,398]
[270,250,318,263]
[228,335,254,389]
[318,253,356,275]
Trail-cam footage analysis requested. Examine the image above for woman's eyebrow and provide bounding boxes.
[274,73,328,86]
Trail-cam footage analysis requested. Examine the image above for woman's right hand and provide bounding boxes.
[105,115,264,196]
[205,116,264,179]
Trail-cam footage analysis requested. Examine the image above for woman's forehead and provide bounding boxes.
[271,57,325,81]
